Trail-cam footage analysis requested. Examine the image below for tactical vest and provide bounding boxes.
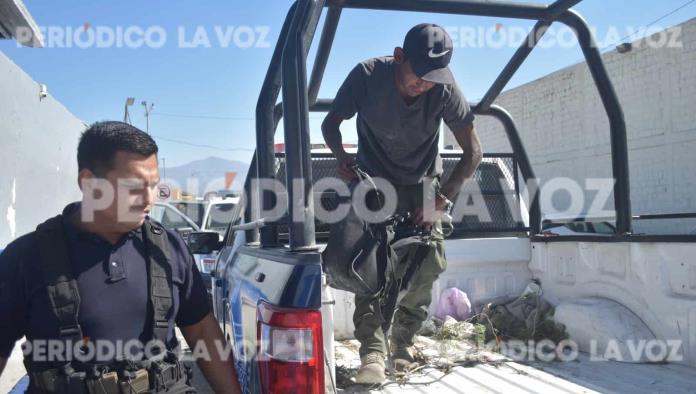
[23,215,196,394]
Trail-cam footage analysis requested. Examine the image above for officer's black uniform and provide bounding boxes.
[0,203,211,393]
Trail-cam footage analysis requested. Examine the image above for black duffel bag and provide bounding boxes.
[322,167,398,297]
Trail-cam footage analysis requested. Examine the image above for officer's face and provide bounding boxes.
[81,151,160,232]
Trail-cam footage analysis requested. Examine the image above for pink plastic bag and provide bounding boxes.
[435,288,472,321]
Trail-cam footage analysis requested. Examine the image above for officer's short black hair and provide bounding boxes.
[78,121,158,175]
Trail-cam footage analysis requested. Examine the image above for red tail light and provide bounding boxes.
[257,302,325,394]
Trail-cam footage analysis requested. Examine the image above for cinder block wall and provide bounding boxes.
[446,19,696,233]
[0,51,84,247]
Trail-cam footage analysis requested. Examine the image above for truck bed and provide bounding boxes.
[335,339,696,394]
[329,236,696,393]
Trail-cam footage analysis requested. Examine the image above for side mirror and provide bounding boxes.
[188,231,223,254]
[175,227,196,241]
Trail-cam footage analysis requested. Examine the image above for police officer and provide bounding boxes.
[322,24,483,384]
[0,122,242,393]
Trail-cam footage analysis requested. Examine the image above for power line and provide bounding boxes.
[153,112,254,121]
[151,134,255,152]
[600,0,696,51]
[560,0,696,69]
[152,111,326,121]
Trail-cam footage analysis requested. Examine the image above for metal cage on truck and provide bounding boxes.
[241,0,644,252]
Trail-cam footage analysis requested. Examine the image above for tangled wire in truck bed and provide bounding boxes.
[334,281,569,391]
[476,280,568,345]
[334,330,527,392]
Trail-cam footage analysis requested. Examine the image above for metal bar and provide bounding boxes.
[513,156,521,201]
[273,102,284,130]
[532,234,696,243]
[453,227,531,233]
[633,213,696,220]
[476,20,551,112]
[310,98,333,112]
[254,2,297,247]
[243,154,260,244]
[231,218,267,232]
[541,212,696,223]
[308,6,342,105]
[305,98,539,232]
[325,0,550,20]
[281,0,325,251]
[558,10,632,234]
[302,0,326,59]
[546,0,583,19]
[279,151,518,159]
[475,105,542,234]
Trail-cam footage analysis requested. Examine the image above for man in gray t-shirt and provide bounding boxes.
[322,24,483,384]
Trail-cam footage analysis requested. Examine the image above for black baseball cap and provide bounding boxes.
[403,23,455,85]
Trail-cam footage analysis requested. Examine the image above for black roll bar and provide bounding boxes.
[476,20,552,112]
[476,105,542,234]
[249,2,298,246]
[248,0,632,249]
[558,11,632,234]
[308,6,342,105]
[326,0,548,20]
[280,0,326,250]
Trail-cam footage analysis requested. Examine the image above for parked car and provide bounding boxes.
[150,202,219,297]
[200,196,241,239]
[172,199,208,229]
[187,197,243,297]
[150,202,200,241]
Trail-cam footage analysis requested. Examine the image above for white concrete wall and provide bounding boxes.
[446,19,696,233]
[0,51,84,248]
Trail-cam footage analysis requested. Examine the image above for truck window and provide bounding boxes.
[205,203,237,232]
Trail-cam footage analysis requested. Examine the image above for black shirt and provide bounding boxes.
[0,203,210,360]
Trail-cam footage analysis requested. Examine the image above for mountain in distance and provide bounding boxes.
[161,156,249,195]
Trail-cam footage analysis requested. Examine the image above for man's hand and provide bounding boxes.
[415,124,482,230]
[413,194,450,229]
[336,153,357,182]
[180,313,241,394]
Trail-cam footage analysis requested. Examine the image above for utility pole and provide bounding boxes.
[124,97,135,124]
[161,157,166,180]
[142,101,154,134]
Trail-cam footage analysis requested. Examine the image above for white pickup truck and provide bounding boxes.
[192,0,696,393]
[203,150,696,394]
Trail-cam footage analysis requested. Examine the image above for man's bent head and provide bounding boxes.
[394,24,455,98]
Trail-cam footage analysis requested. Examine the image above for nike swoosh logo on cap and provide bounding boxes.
[428,48,450,58]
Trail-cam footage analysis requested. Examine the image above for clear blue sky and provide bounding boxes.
[2,0,694,166]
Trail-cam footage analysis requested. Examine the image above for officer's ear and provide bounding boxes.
[394,47,406,64]
[77,168,96,192]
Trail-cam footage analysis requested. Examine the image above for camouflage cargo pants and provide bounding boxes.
[353,177,447,356]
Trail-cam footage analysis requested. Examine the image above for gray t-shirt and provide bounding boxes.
[330,56,474,185]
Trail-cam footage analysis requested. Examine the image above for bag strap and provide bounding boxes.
[142,219,175,348]
[36,215,84,345]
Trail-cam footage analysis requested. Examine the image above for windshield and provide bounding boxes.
[174,202,207,228]
[205,203,237,232]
